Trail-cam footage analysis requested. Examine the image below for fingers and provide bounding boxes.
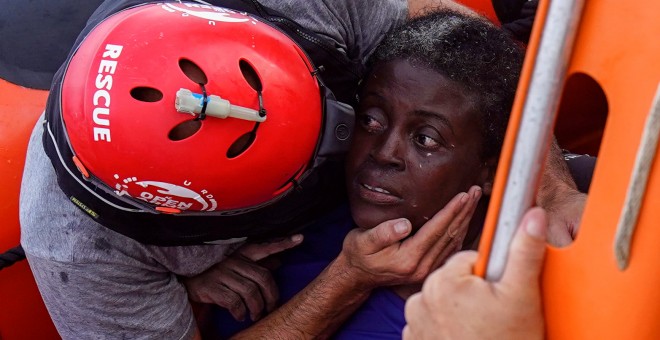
[351,218,412,254]
[408,186,481,271]
[215,283,249,321]
[500,207,548,288]
[403,292,435,340]
[186,256,278,322]
[411,190,469,245]
[185,270,249,321]
[435,250,479,277]
[219,257,277,321]
[545,191,586,247]
[204,262,259,321]
[403,253,476,340]
[237,234,303,261]
[409,186,479,248]
[338,186,481,287]
[545,216,573,247]
[402,324,413,340]
[402,294,422,340]
[428,235,464,271]
[568,192,587,239]
[228,257,279,314]
[445,186,482,238]
[432,186,482,267]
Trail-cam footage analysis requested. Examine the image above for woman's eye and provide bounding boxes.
[358,114,384,133]
[414,134,440,148]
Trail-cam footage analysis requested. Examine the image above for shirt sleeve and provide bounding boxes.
[258,0,408,63]
[21,115,236,339]
[27,254,197,340]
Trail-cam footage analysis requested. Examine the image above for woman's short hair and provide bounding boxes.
[368,10,525,160]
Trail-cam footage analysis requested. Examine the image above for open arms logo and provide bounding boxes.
[114,175,218,212]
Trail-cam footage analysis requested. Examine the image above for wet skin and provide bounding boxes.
[345,59,493,230]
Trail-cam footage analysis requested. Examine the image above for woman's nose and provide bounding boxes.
[370,131,405,170]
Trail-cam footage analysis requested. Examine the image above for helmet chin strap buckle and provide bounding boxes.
[175,88,266,122]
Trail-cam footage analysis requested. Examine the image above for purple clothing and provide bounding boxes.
[202,204,406,339]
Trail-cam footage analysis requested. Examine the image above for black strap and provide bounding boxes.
[0,245,26,270]
[194,83,209,121]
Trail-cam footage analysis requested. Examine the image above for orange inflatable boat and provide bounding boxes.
[0,78,57,339]
[0,2,103,338]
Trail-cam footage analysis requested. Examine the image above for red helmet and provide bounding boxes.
[61,3,325,213]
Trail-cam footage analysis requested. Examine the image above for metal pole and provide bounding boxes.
[486,0,586,281]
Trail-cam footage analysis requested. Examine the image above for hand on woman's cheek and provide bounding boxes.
[339,186,482,288]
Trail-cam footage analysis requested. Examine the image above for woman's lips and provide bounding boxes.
[356,181,402,204]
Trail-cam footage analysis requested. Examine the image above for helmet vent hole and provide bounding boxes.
[239,60,262,91]
[169,120,202,141]
[130,87,163,102]
[227,131,256,158]
[180,59,208,84]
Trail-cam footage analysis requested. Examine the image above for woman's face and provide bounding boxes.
[346,59,492,230]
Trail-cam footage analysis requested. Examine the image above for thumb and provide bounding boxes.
[351,218,412,254]
[500,207,548,288]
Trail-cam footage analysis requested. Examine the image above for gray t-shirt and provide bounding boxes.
[20,1,407,339]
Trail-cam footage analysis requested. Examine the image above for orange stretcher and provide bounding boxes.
[476,0,660,338]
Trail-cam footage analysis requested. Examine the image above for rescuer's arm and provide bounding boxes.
[183,236,303,322]
[231,188,481,339]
